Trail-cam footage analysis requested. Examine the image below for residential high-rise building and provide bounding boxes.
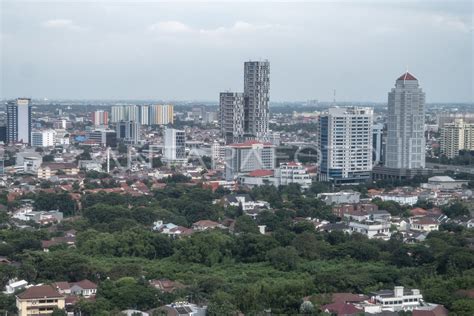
[219,92,244,144]
[110,105,140,123]
[244,61,270,139]
[373,123,385,165]
[385,72,425,169]
[116,121,141,145]
[440,119,474,158]
[91,110,109,126]
[7,98,32,145]
[163,128,186,164]
[319,107,373,184]
[224,140,276,180]
[31,130,56,147]
[139,105,149,125]
[150,105,174,125]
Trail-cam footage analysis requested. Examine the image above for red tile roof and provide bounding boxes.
[322,302,362,315]
[72,279,97,290]
[332,293,369,304]
[228,140,274,148]
[413,305,448,316]
[397,72,417,81]
[248,169,274,177]
[17,285,64,299]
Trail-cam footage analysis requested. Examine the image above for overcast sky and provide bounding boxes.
[1,0,472,102]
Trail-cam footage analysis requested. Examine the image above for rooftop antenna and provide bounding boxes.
[333,89,337,106]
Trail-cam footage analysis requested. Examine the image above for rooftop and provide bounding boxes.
[17,285,64,300]
[397,72,418,81]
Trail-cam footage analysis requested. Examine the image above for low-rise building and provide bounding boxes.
[192,220,226,231]
[16,285,66,316]
[348,220,391,240]
[370,286,424,312]
[318,191,361,205]
[37,162,79,180]
[410,216,439,232]
[4,279,29,295]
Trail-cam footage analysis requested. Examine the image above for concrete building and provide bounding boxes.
[244,60,270,139]
[37,163,79,180]
[31,130,56,147]
[348,220,391,240]
[238,162,312,189]
[385,72,426,169]
[7,98,32,145]
[116,120,141,144]
[91,110,109,126]
[421,176,468,190]
[110,105,147,124]
[150,104,174,125]
[440,119,474,158]
[225,140,275,180]
[318,191,361,205]
[219,92,244,144]
[16,285,65,316]
[88,129,117,147]
[319,107,373,184]
[163,128,186,164]
[276,162,312,188]
[371,286,424,312]
[373,123,384,165]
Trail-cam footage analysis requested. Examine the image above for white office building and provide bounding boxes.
[225,140,275,180]
[31,130,56,147]
[163,128,186,164]
[319,107,373,184]
[385,72,426,169]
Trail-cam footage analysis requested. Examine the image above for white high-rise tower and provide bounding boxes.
[385,72,425,169]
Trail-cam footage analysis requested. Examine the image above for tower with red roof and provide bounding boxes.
[385,72,426,169]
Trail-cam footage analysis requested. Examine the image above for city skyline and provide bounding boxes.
[1,1,472,102]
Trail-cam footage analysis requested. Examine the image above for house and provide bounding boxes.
[69,280,97,297]
[331,293,369,304]
[348,220,391,240]
[318,191,361,205]
[222,194,269,211]
[192,220,226,231]
[4,279,29,295]
[122,310,149,316]
[16,285,66,316]
[370,286,423,312]
[321,302,363,316]
[332,203,378,218]
[410,217,439,232]
[150,279,185,293]
[54,279,97,298]
[412,304,449,316]
[154,301,207,316]
[42,235,76,252]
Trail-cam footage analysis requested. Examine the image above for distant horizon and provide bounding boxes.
[1,98,472,107]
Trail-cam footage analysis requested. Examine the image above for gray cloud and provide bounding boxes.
[0,1,472,102]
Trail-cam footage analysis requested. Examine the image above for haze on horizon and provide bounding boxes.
[1,0,472,103]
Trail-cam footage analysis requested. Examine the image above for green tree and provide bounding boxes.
[234,215,259,234]
[266,246,299,271]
